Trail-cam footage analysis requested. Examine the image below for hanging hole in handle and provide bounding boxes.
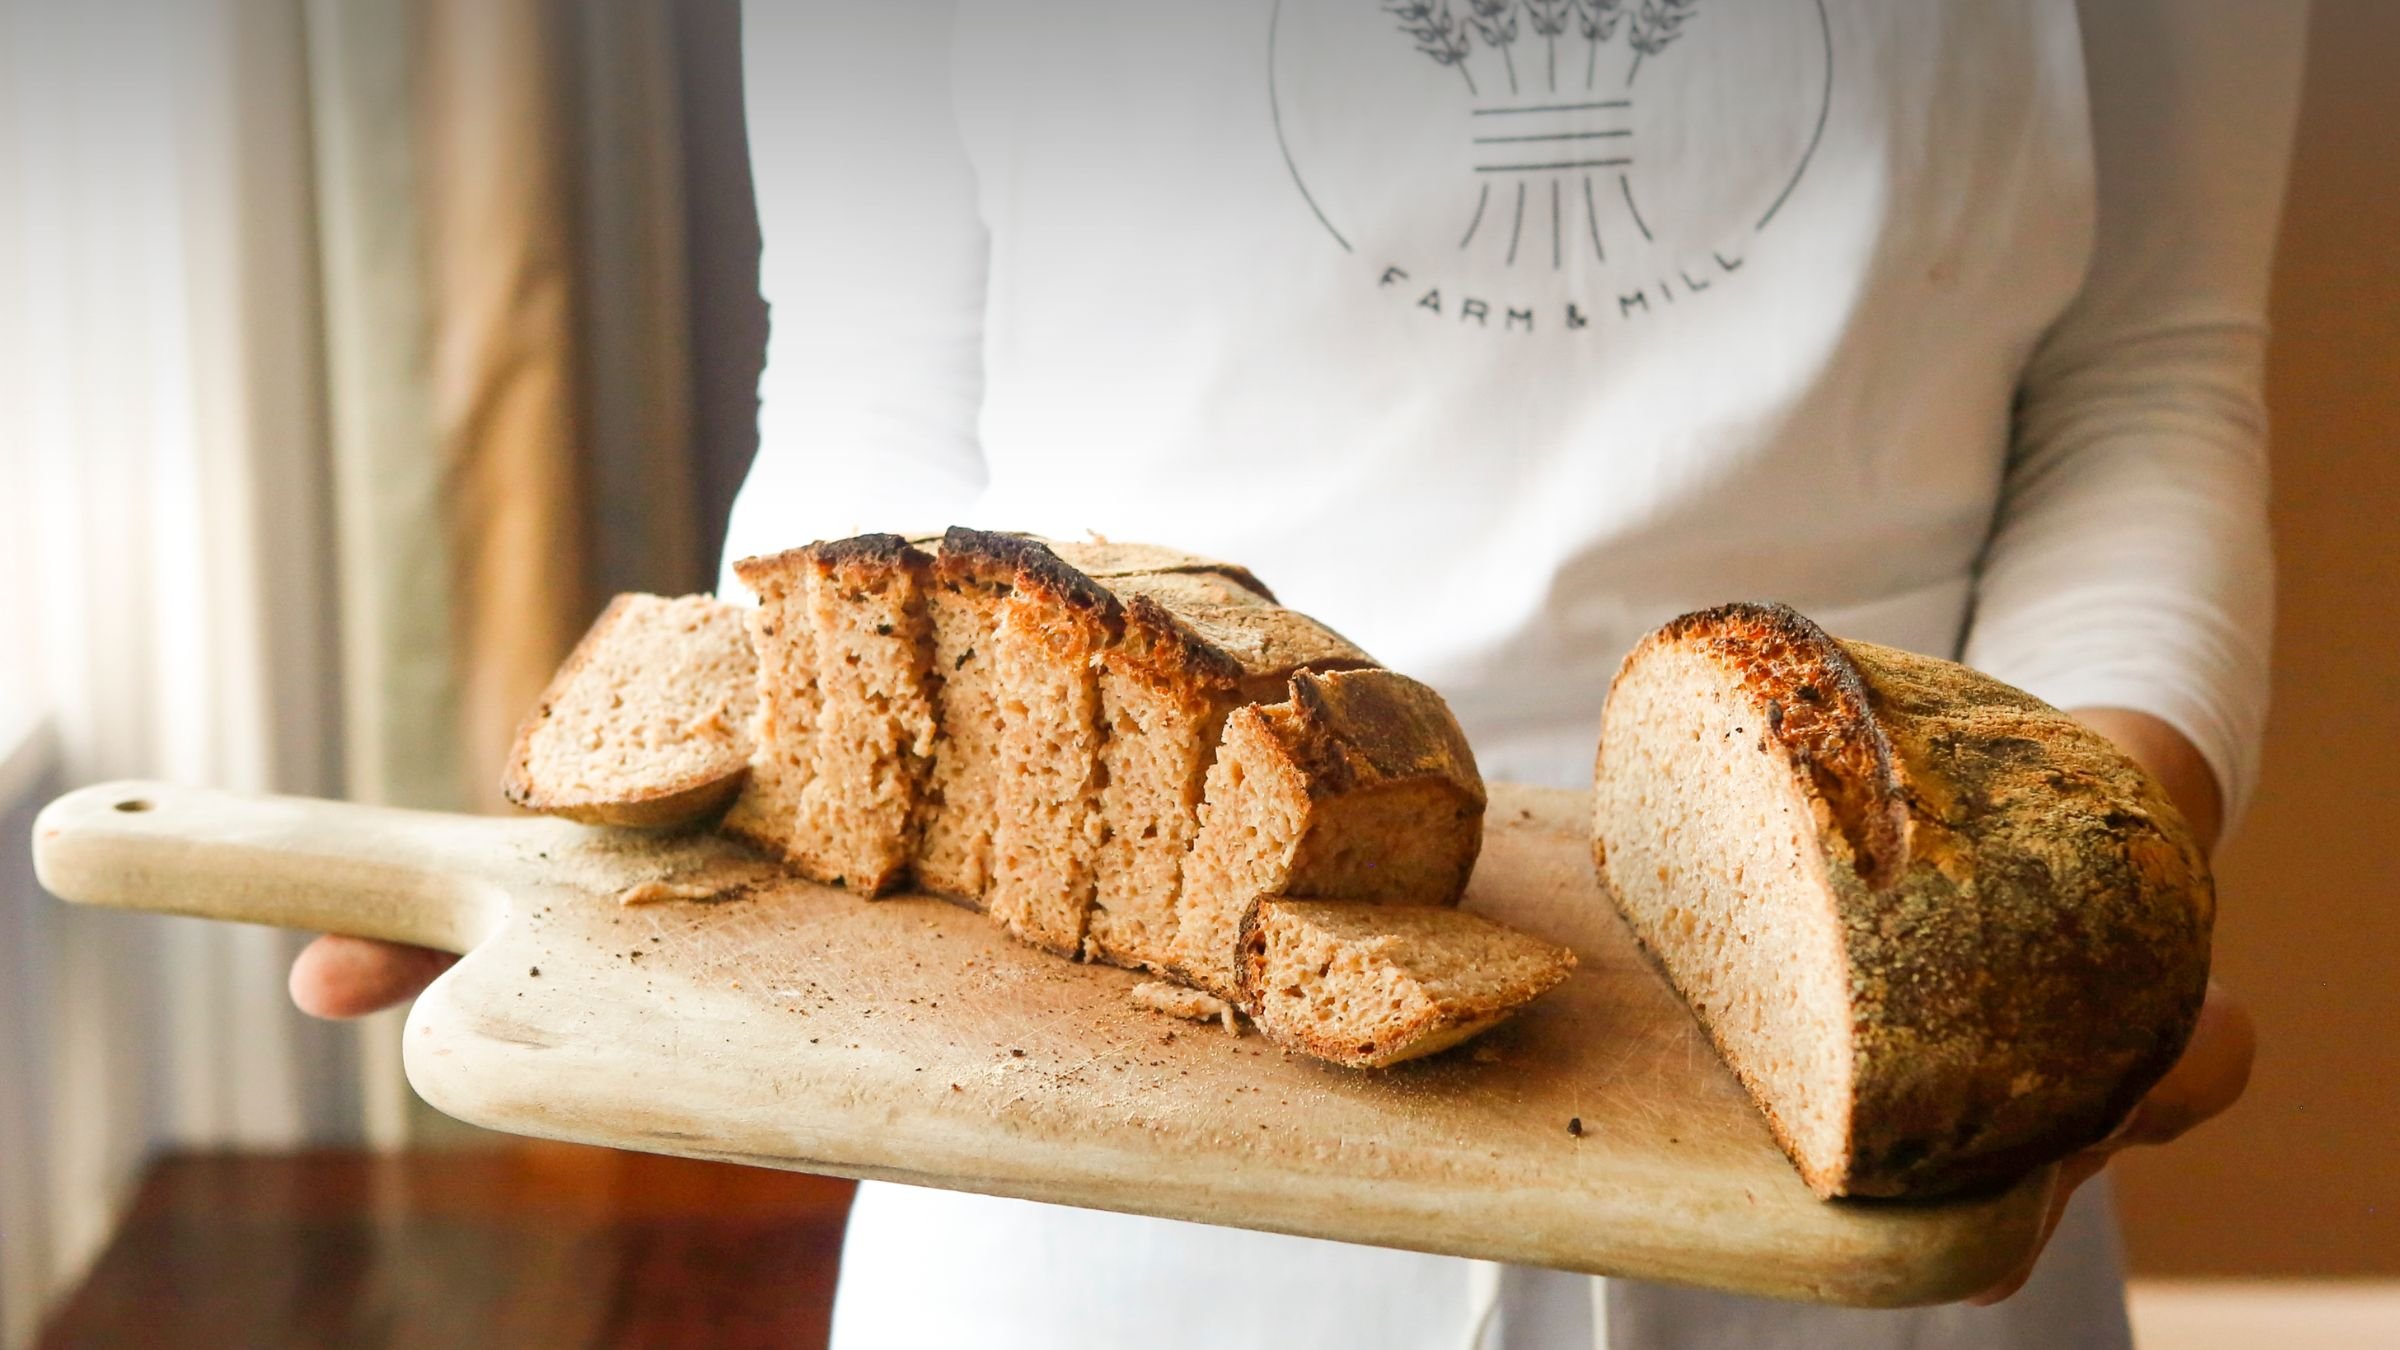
[113,799,153,813]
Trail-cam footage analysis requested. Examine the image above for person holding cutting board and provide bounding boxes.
[290,1,2295,1345]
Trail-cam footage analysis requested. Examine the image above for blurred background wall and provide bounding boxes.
[2111,0,2400,1280]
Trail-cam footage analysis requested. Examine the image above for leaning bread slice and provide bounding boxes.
[1236,900,1575,1068]
[1172,668,1486,1000]
[504,593,758,828]
[1593,601,2213,1199]
[911,529,1018,903]
[982,536,1124,955]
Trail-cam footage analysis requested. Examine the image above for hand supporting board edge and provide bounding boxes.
[31,778,2050,1308]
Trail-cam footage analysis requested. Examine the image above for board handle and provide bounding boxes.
[31,780,510,954]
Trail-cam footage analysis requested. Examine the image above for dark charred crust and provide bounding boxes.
[942,527,1123,634]
[930,527,1019,589]
[807,532,926,575]
[1661,601,1910,890]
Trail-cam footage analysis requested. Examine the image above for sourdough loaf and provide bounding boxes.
[1171,668,1487,1000]
[1592,602,2213,1198]
[673,528,1537,1068]
[502,593,758,827]
[1237,899,1576,1068]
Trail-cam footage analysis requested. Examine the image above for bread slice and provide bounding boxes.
[911,529,1016,903]
[720,551,817,858]
[1171,668,1487,1000]
[1593,601,2214,1198]
[502,593,758,827]
[724,537,937,893]
[981,537,1125,955]
[1236,900,1575,1068]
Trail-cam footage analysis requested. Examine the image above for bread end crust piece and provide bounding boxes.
[502,593,758,829]
[1235,899,1576,1069]
[1594,601,2213,1199]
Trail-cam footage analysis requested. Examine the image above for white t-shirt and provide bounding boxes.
[726,2,2302,1346]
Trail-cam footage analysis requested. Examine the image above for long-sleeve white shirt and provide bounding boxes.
[724,3,2303,1346]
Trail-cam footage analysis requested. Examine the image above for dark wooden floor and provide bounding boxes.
[38,1147,855,1349]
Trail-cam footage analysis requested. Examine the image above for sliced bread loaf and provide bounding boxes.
[1171,668,1487,1000]
[502,593,758,828]
[1236,900,1576,1068]
[1593,602,2213,1198]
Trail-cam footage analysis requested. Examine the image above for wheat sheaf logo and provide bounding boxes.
[1269,0,1832,334]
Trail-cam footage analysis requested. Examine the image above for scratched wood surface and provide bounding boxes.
[31,780,2048,1307]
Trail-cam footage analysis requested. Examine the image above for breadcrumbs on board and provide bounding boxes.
[1128,980,1243,1036]
[615,879,726,906]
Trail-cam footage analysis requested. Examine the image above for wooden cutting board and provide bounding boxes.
[31,779,2048,1307]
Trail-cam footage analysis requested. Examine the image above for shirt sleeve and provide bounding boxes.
[719,0,990,595]
[1961,0,2307,830]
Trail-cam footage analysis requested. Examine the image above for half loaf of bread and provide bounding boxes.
[502,593,758,828]
[1593,602,2213,1198]
[1237,900,1576,1068]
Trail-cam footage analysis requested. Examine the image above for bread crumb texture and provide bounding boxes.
[504,593,759,828]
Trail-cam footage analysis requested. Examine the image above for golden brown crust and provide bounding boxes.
[1045,537,1277,602]
[502,594,753,829]
[1273,669,1487,808]
[1650,602,1908,888]
[1102,571,1375,703]
[1602,602,2214,1198]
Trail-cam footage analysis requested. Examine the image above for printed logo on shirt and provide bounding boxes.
[1268,0,1831,335]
